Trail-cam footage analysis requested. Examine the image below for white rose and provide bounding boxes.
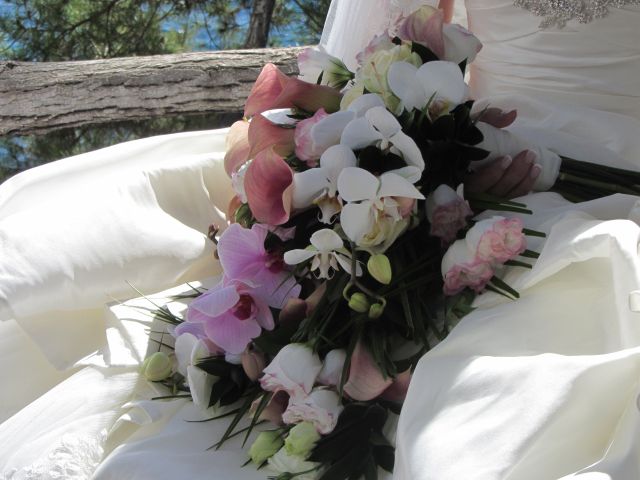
[282,388,344,434]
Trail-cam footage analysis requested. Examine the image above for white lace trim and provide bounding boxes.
[2,433,105,480]
[515,0,640,28]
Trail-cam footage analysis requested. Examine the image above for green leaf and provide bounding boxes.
[242,392,271,447]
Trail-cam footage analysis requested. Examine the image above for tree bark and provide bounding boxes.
[244,0,277,48]
[0,47,303,137]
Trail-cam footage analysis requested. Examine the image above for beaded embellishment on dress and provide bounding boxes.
[514,0,640,27]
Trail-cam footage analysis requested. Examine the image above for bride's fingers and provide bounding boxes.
[487,150,536,197]
[507,163,542,198]
[464,156,513,194]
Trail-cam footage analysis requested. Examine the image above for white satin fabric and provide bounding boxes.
[0,130,233,369]
[393,1,640,479]
[2,1,640,479]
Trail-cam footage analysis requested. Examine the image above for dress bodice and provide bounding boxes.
[466,1,640,122]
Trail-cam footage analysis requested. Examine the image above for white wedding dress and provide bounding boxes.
[1,1,640,479]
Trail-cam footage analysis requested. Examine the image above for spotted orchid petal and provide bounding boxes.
[284,229,357,279]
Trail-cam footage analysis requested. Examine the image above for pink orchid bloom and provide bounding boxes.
[217,223,301,309]
[248,112,296,160]
[244,147,294,225]
[343,341,393,401]
[244,63,342,118]
[224,120,251,177]
[397,6,445,59]
[183,278,282,355]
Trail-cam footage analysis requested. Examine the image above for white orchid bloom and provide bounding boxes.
[297,45,353,89]
[292,145,357,223]
[346,93,386,117]
[284,228,361,279]
[305,94,386,155]
[387,60,468,114]
[341,105,424,171]
[338,167,425,247]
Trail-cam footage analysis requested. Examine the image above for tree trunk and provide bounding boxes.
[0,47,303,136]
[244,0,277,48]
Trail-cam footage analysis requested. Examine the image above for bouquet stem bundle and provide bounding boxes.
[553,157,640,201]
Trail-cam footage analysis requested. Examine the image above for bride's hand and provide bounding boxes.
[465,150,541,199]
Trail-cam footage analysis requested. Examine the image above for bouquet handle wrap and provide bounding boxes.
[474,122,562,191]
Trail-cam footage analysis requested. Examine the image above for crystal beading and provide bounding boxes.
[514,0,640,28]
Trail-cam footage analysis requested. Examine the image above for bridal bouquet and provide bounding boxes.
[138,7,552,480]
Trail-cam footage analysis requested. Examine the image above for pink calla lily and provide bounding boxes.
[381,369,412,403]
[397,6,445,59]
[343,341,393,401]
[244,148,294,225]
[244,63,342,118]
[224,120,251,177]
[248,112,296,159]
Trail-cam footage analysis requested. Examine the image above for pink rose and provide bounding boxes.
[426,184,472,244]
[282,388,343,434]
[244,63,342,118]
[441,240,494,295]
[260,343,323,399]
[467,217,527,264]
